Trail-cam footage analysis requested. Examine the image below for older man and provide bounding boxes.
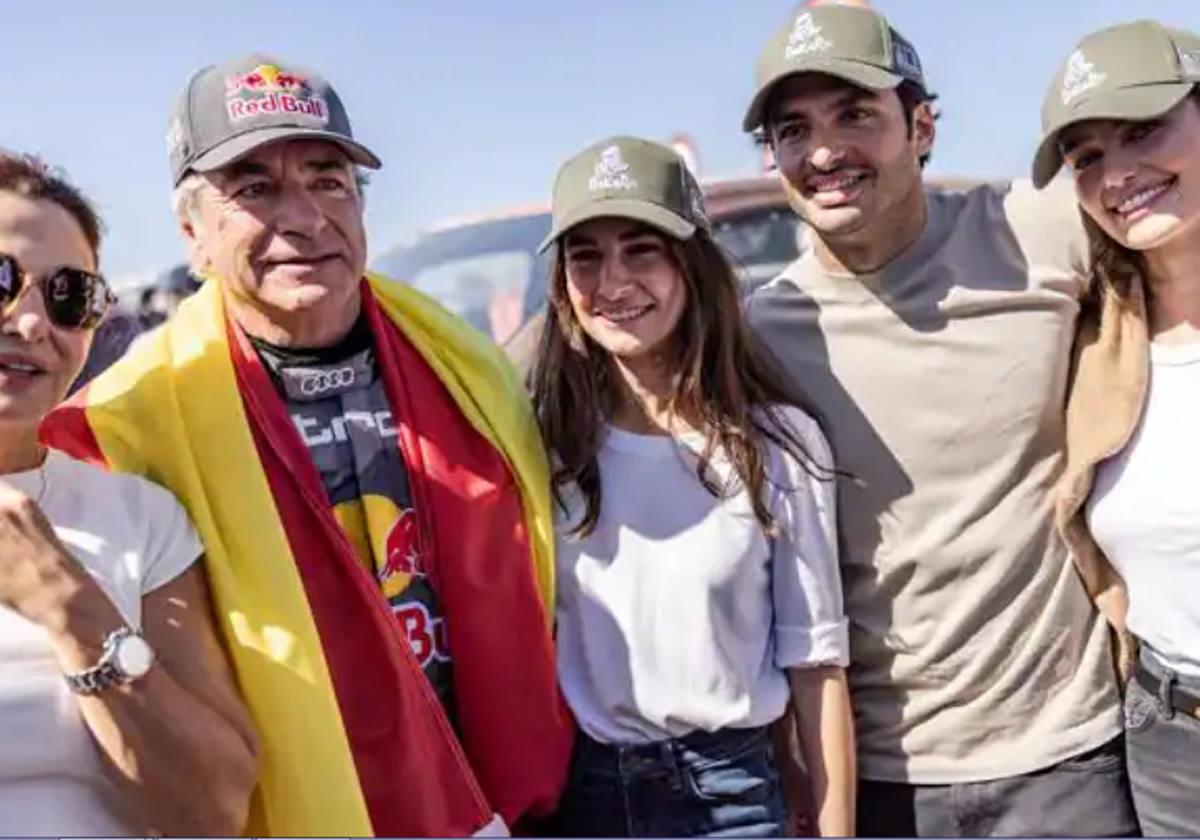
[44,55,571,837]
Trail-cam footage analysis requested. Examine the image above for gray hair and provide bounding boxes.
[170,173,206,225]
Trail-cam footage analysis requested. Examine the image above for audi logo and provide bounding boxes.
[299,367,357,396]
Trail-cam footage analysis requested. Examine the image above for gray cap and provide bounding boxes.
[1033,20,1200,188]
[743,4,926,132]
[167,54,382,186]
[539,136,709,253]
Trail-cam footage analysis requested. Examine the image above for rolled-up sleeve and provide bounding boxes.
[770,408,850,669]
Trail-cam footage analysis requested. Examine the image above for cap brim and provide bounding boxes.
[742,59,903,132]
[537,199,696,254]
[1032,83,1193,189]
[184,126,382,182]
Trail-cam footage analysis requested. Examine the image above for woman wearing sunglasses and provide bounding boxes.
[532,137,854,837]
[0,153,258,835]
[1034,20,1200,837]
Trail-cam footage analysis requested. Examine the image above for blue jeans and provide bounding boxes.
[1125,650,1200,836]
[553,725,787,837]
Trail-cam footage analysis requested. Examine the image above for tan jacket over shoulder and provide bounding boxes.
[1057,275,1150,680]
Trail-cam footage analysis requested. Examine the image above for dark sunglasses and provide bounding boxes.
[0,253,115,329]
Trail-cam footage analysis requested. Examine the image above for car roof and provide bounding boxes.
[412,174,789,235]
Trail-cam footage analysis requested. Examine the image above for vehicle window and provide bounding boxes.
[711,207,803,290]
[409,250,532,344]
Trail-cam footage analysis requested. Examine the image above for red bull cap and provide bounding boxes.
[167,53,382,186]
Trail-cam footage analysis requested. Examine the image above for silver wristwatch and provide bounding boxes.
[64,627,156,695]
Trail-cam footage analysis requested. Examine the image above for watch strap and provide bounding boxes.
[63,627,143,696]
[65,660,124,696]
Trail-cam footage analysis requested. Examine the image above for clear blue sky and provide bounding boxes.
[4,0,1199,288]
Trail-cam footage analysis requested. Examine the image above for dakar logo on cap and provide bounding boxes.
[1061,50,1107,106]
[588,145,638,192]
[224,63,329,124]
[785,13,833,61]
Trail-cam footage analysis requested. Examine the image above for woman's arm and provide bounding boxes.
[53,565,261,835]
[768,410,855,835]
[788,665,855,837]
[0,482,259,835]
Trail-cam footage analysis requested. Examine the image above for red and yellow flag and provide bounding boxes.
[43,274,572,837]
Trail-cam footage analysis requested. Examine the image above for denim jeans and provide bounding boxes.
[858,736,1137,837]
[1125,651,1200,836]
[552,725,787,837]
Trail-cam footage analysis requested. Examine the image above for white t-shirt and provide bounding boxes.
[0,449,202,835]
[555,406,849,744]
[1088,339,1200,678]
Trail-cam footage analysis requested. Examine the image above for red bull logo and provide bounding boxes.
[224,63,328,124]
[381,508,425,580]
[394,602,450,667]
[225,63,311,94]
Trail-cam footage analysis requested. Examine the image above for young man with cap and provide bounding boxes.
[43,54,572,838]
[743,4,1138,836]
[1034,20,1200,836]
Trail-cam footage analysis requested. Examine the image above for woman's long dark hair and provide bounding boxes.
[530,224,832,538]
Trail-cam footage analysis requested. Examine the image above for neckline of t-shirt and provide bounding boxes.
[794,187,954,285]
[0,448,65,498]
[1151,338,1200,366]
[603,424,705,455]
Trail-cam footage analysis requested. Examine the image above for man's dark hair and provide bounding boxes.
[897,81,939,169]
[0,152,103,258]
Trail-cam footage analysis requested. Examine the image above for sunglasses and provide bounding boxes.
[0,253,115,330]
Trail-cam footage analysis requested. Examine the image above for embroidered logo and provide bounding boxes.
[588,145,637,191]
[224,63,329,124]
[784,13,833,61]
[1061,50,1107,106]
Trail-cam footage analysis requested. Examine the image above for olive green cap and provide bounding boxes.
[538,135,708,253]
[743,4,926,132]
[1033,20,1200,188]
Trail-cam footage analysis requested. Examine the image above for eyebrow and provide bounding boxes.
[303,158,352,174]
[775,89,877,123]
[565,224,659,248]
[219,156,351,182]
[1058,136,1081,156]
[220,160,273,181]
[1058,129,1095,157]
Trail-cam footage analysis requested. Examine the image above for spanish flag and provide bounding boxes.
[42,274,572,837]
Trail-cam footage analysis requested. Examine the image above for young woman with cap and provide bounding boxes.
[530,135,854,837]
[1035,19,1200,837]
[0,153,258,835]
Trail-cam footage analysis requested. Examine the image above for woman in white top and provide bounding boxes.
[1034,20,1200,837]
[530,136,854,837]
[0,153,258,835]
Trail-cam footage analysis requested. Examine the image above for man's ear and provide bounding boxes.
[912,100,936,160]
[178,216,210,273]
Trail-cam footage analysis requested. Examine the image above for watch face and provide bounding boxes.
[114,634,155,678]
